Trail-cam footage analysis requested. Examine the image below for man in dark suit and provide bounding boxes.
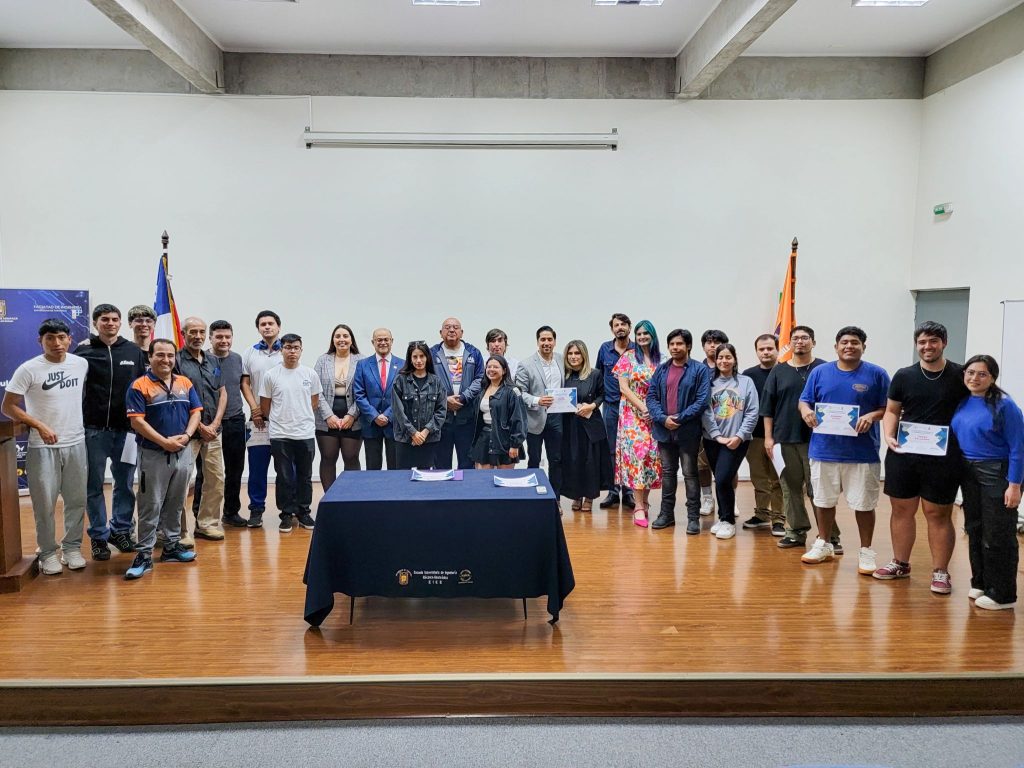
[353,328,402,470]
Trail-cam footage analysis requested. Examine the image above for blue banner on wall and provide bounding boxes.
[0,288,91,490]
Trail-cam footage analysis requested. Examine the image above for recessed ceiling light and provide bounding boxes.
[413,0,480,5]
[852,1,929,6]
[594,0,665,6]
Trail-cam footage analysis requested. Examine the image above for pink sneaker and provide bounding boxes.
[930,570,952,594]
[872,559,911,580]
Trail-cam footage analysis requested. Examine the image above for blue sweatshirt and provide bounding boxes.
[951,395,1024,485]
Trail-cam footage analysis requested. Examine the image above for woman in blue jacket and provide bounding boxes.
[951,354,1023,610]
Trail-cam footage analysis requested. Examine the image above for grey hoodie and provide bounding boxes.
[701,374,760,441]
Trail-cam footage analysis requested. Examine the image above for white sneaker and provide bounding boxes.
[61,550,87,570]
[801,538,834,564]
[710,520,722,535]
[968,588,985,600]
[975,595,1015,611]
[715,522,736,540]
[857,547,877,575]
[700,495,715,517]
[38,553,62,576]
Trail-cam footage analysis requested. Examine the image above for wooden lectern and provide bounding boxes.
[0,422,36,593]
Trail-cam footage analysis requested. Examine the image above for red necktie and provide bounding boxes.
[380,357,387,390]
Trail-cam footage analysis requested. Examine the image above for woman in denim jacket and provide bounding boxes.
[391,341,447,470]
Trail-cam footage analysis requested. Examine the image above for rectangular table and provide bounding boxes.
[303,468,574,626]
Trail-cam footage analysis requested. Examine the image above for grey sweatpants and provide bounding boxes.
[137,445,193,554]
[26,443,87,559]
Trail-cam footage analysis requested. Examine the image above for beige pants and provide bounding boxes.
[181,434,225,536]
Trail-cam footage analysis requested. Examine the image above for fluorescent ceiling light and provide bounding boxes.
[852,1,929,6]
[594,0,664,5]
[413,0,480,5]
[303,129,619,151]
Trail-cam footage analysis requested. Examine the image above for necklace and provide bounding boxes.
[920,361,946,381]
[792,361,813,383]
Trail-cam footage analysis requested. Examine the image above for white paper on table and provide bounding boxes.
[545,387,578,414]
[119,436,138,466]
[245,420,270,448]
[493,473,539,488]
[814,403,860,437]
[771,443,786,477]
[411,468,455,482]
[897,421,949,457]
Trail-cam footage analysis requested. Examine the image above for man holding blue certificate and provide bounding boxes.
[798,327,890,574]
[874,322,967,594]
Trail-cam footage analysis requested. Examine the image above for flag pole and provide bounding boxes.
[790,236,797,322]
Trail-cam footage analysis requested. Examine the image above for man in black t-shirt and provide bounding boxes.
[741,334,785,536]
[874,321,967,594]
[760,326,841,550]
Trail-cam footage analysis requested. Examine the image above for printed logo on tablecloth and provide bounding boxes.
[459,570,473,584]
[396,569,412,586]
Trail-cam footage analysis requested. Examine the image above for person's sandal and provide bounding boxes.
[581,499,592,512]
[571,498,583,511]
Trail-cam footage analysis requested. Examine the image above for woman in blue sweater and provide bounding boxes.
[950,355,1023,610]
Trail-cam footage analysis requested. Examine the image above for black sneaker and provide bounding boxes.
[223,513,248,528]
[247,511,264,529]
[771,522,786,537]
[777,536,805,549]
[90,539,111,562]
[296,512,315,530]
[685,520,700,535]
[742,515,771,530]
[279,516,294,533]
[108,530,136,554]
[831,539,844,555]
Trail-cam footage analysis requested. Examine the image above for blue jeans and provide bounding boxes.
[85,428,138,542]
[247,444,273,512]
[602,402,622,496]
[435,418,475,470]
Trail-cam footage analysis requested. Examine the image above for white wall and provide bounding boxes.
[0,91,921,377]
[912,51,1024,392]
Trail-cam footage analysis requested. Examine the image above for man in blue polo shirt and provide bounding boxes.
[595,312,635,510]
[798,326,889,574]
[124,338,202,580]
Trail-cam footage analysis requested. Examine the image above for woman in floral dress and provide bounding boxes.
[612,320,662,527]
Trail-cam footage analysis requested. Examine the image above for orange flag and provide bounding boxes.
[774,238,798,363]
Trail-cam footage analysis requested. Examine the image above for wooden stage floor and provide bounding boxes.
[2,481,1023,723]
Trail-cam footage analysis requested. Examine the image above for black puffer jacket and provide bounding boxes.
[73,335,149,431]
[470,384,527,456]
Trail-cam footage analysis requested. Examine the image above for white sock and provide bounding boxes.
[701,486,712,498]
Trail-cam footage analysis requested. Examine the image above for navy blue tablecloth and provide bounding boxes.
[303,469,575,625]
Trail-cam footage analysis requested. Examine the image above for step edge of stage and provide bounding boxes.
[3,670,1024,688]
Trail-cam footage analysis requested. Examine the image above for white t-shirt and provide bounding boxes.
[441,343,466,396]
[6,354,88,448]
[242,343,282,412]
[258,364,322,440]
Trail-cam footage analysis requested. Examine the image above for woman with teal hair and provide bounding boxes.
[612,320,663,527]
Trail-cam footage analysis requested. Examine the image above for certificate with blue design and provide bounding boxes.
[545,387,578,414]
[814,403,859,436]
[897,421,949,456]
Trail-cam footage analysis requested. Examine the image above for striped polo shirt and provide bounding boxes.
[126,371,203,450]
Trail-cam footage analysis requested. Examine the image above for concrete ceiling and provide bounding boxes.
[1,0,1021,58]
[746,0,1023,57]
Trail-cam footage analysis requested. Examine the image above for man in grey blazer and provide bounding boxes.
[515,326,564,499]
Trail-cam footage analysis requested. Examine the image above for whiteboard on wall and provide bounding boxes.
[1000,300,1024,401]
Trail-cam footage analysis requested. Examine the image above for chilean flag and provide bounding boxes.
[154,252,184,349]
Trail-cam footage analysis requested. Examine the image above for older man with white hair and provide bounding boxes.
[176,316,227,543]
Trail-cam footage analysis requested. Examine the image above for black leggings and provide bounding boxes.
[316,433,361,491]
[703,438,750,524]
